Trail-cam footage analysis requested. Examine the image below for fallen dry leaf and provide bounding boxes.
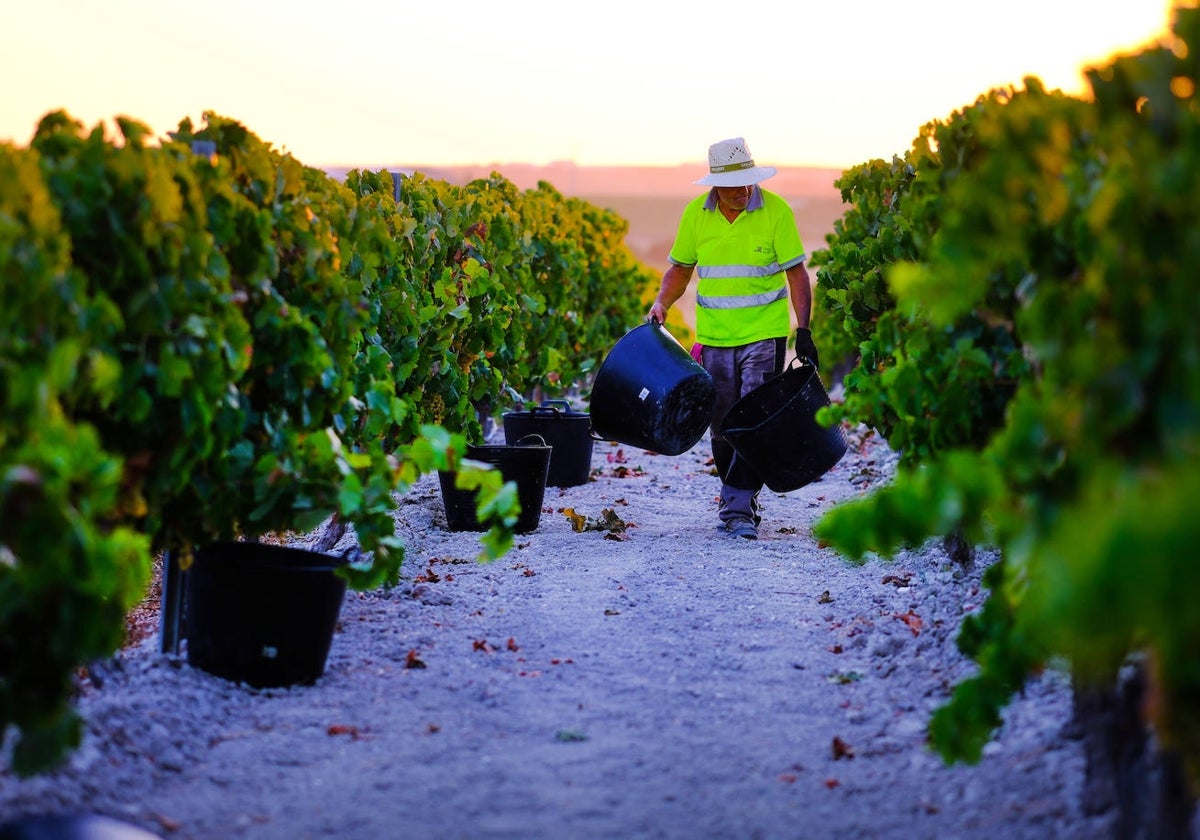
[894,610,923,636]
[414,567,440,584]
[597,508,629,531]
[831,736,855,760]
[564,507,633,538]
[562,508,587,532]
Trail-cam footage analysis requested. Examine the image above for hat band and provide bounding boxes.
[711,160,756,173]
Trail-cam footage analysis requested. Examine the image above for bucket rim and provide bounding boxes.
[721,359,821,435]
[588,320,715,455]
[195,541,347,573]
[592,321,683,374]
[502,398,587,420]
[468,443,552,455]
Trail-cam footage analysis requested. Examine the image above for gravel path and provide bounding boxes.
[0,427,1115,839]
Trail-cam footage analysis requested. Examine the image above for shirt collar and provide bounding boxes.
[702,185,765,212]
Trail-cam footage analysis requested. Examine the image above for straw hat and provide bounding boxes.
[694,137,777,187]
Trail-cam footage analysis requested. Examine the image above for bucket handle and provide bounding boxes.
[756,355,817,391]
[794,355,825,389]
[533,399,572,417]
[774,355,815,378]
[515,433,549,447]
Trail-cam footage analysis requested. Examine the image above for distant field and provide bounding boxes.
[582,192,848,332]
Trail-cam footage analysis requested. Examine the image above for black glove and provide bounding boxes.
[794,327,819,369]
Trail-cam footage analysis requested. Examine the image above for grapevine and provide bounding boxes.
[0,111,645,774]
[810,4,1200,819]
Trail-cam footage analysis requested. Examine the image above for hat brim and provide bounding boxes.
[694,166,777,187]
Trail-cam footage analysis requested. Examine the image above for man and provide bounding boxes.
[647,137,818,540]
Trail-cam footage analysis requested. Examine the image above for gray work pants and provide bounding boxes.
[701,338,786,523]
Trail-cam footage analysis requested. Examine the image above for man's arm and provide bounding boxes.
[786,263,813,330]
[647,263,695,324]
[787,262,821,366]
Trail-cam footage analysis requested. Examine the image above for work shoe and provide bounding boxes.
[726,517,758,540]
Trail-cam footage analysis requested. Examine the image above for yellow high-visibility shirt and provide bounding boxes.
[668,186,805,347]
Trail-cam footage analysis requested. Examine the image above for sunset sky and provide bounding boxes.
[2,0,1179,171]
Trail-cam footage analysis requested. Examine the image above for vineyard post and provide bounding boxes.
[158,551,184,655]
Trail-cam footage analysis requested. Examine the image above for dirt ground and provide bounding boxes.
[0,423,1124,840]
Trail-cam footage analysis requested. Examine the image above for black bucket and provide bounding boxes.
[502,399,593,487]
[185,542,348,688]
[721,358,848,492]
[438,434,552,533]
[589,322,716,456]
[0,814,163,840]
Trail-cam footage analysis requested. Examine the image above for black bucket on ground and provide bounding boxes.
[721,358,848,492]
[502,399,593,487]
[438,434,552,533]
[185,541,348,688]
[0,814,163,840]
[589,322,716,456]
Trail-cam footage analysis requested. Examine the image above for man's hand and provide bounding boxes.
[795,327,819,368]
